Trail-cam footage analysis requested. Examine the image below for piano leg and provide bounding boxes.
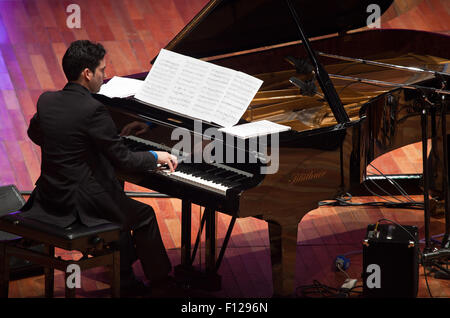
[267,219,298,297]
[205,207,216,272]
[181,200,192,265]
[175,203,221,291]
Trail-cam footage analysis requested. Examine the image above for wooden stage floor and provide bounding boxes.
[7,142,450,298]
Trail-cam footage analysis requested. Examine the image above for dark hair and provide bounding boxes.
[62,40,106,81]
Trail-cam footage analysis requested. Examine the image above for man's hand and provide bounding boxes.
[155,151,178,172]
[120,121,149,136]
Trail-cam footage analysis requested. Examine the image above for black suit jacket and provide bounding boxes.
[23,82,157,228]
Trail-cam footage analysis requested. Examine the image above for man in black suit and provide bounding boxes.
[23,40,178,295]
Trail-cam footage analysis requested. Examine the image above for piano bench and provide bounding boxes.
[0,212,121,298]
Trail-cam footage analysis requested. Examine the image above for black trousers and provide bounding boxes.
[113,195,172,282]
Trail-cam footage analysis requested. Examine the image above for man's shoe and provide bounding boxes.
[120,278,152,297]
[149,276,189,298]
[120,270,152,298]
[151,275,176,288]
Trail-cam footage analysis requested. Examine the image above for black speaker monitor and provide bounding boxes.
[362,223,419,298]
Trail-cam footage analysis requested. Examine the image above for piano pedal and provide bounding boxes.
[174,264,221,292]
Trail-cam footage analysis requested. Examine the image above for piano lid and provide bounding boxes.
[164,0,393,59]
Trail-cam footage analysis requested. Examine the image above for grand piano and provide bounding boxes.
[93,0,450,296]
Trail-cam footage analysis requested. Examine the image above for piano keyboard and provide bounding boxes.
[122,135,254,196]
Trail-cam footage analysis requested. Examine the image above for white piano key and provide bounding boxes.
[158,169,229,195]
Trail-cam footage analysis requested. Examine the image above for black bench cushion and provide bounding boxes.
[0,212,121,241]
[0,185,26,242]
[0,185,26,217]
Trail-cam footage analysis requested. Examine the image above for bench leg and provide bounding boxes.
[0,243,9,298]
[111,250,120,298]
[44,245,54,298]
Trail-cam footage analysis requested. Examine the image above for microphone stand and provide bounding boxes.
[285,0,349,124]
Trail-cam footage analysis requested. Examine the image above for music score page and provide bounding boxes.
[134,49,263,128]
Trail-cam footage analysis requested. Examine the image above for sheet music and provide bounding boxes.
[194,66,235,123]
[98,76,144,98]
[218,120,291,139]
[215,72,263,127]
[134,49,263,127]
[135,49,184,111]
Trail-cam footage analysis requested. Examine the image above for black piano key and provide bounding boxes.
[226,174,246,182]
[176,164,192,173]
[178,164,210,178]
[193,171,211,178]
[195,166,220,178]
[217,170,236,178]
[197,168,227,182]
[205,167,219,173]
[190,166,208,176]
[176,164,189,172]
[224,173,241,181]
[212,169,230,176]
[234,176,249,183]
[222,181,240,188]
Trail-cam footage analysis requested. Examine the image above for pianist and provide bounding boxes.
[22,40,178,296]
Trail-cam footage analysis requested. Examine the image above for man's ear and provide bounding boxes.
[81,68,93,81]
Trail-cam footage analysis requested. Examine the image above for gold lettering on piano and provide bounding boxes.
[288,169,327,184]
[167,117,183,124]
